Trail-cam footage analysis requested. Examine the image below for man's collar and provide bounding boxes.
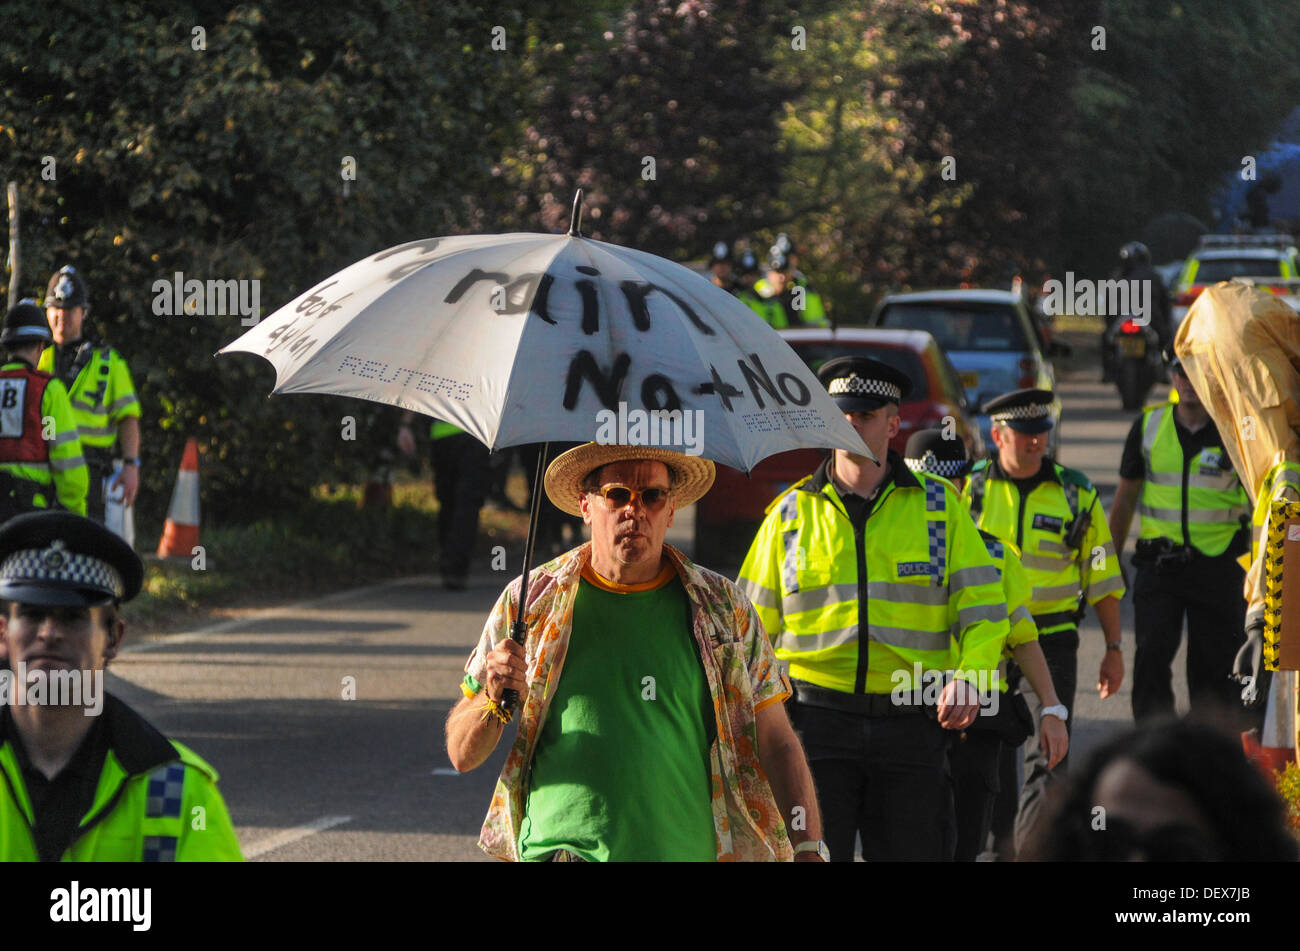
[1,693,177,777]
[990,454,1060,486]
[807,449,915,499]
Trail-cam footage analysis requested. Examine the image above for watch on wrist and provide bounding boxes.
[123,457,141,468]
[1105,641,1122,652]
[1040,704,1069,722]
[793,839,830,862]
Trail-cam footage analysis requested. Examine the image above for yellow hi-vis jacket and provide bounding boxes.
[738,453,1007,695]
[0,360,88,514]
[1137,402,1249,556]
[977,528,1038,693]
[963,457,1125,636]
[38,340,139,451]
[0,695,242,861]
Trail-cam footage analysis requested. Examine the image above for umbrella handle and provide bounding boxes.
[498,442,551,720]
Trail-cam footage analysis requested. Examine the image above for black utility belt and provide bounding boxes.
[792,680,929,718]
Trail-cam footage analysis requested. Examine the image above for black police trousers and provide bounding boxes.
[790,699,955,861]
[1131,550,1246,724]
[430,432,491,584]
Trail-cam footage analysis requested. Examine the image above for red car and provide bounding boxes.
[693,327,986,568]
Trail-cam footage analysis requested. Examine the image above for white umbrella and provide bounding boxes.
[221,194,872,720]
[220,194,871,471]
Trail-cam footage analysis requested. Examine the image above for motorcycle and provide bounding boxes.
[1103,316,1162,410]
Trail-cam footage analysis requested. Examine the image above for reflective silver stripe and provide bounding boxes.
[1034,581,1081,602]
[107,394,138,412]
[48,454,85,473]
[1038,539,1073,556]
[868,624,950,653]
[76,424,117,439]
[1186,472,1239,491]
[783,625,858,653]
[1021,552,1070,572]
[1142,406,1164,456]
[1086,574,1125,599]
[783,583,857,615]
[949,564,1000,590]
[1138,503,1181,522]
[957,601,1007,630]
[1010,604,1034,627]
[49,429,81,447]
[868,580,949,607]
[739,580,779,610]
[1145,471,1182,487]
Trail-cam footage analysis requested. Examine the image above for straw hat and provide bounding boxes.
[544,443,716,517]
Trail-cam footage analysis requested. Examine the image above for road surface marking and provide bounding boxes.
[244,814,353,859]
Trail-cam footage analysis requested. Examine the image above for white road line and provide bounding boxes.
[243,814,353,859]
[123,574,439,653]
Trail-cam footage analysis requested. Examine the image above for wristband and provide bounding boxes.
[122,457,141,468]
[1105,641,1122,652]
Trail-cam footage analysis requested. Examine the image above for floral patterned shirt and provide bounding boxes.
[463,542,794,862]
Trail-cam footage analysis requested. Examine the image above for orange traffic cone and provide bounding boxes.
[157,438,200,558]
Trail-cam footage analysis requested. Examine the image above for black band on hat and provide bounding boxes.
[905,452,970,479]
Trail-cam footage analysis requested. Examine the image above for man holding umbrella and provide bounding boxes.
[446,442,827,862]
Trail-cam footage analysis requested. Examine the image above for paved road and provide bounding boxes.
[110,358,1186,861]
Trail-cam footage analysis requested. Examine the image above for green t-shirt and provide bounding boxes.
[518,564,716,862]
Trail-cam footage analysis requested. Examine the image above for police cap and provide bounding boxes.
[1,299,52,347]
[736,247,760,277]
[817,355,912,413]
[983,387,1056,434]
[710,240,731,265]
[45,265,89,310]
[0,512,143,608]
[904,428,970,480]
[767,248,792,273]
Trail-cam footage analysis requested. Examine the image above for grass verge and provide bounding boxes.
[130,475,532,635]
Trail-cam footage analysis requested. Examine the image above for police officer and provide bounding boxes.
[39,266,141,529]
[707,240,735,292]
[758,246,828,329]
[732,247,783,328]
[963,388,1126,857]
[1108,350,1250,724]
[904,429,1067,861]
[739,357,1007,861]
[397,411,491,590]
[0,511,241,860]
[0,301,87,520]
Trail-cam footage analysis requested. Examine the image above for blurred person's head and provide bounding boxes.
[44,266,89,345]
[904,428,970,492]
[1026,717,1298,862]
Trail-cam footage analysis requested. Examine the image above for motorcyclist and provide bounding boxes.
[1102,242,1172,382]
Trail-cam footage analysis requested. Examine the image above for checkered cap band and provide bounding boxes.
[905,452,968,479]
[828,373,901,403]
[0,541,123,599]
[991,402,1051,423]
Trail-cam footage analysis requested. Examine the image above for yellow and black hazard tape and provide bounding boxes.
[1262,499,1300,672]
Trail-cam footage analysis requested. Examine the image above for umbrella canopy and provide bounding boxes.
[220,223,872,471]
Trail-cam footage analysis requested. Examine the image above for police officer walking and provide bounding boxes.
[39,267,141,531]
[757,241,828,329]
[0,301,87,519]
[904,429,1068,861]
[963,388,1126,858]
[739,357,1008,861]
[1108,351,1251,724]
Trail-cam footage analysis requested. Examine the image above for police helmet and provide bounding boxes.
[1,299,53,348]
[45,265,89,310]
[1119,242,1150,266]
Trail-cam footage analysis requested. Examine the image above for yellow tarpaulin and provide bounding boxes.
[1174,281,1300,503]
